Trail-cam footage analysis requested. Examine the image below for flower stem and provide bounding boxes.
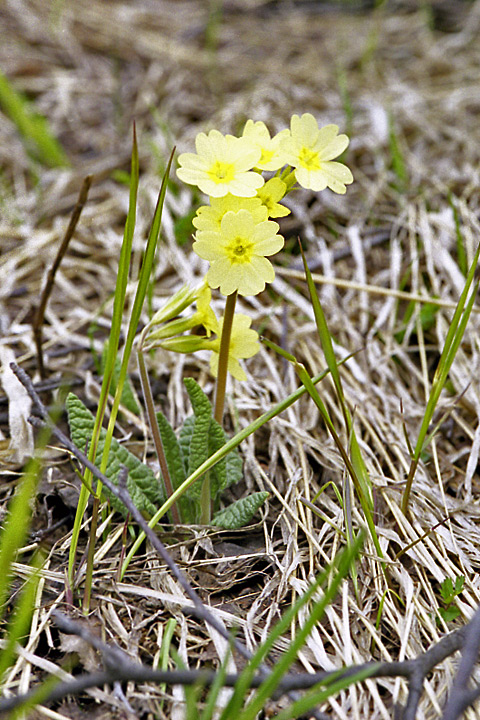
[82,495,100,613]
[214,291,237,424]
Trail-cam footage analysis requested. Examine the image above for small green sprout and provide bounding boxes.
[437,576,464,623]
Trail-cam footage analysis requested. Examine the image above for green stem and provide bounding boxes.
[83,495,100,613]
[214,291,237,424]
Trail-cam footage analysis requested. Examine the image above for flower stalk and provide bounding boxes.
[214,291,238,423]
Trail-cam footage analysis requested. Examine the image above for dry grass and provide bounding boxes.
[2,1,480,718]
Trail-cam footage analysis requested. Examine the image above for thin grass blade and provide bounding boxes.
[68,127,140,581]
[402,242,480,514]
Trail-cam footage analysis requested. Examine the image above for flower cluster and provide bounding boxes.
[177,113,353,299]
[146,114,353,383]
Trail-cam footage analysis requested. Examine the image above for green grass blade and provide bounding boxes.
[232,535,364,720]
[0,463,38,615]
[300,246,372,505]
[0,415,49,617]
[449,193,467,277]
[157,618,177,713]
[199,642,233,720]
[402,241,480,514]
[294,360,383,561]
[300,248,372,592]
[388,111,408,192]
[101,146,176,478]
[218,553,338,720]
[0,70,69,168]
[273,664,380,720]
[9,674,60,720]
[68,128,140,581]
[262,337,382,566]
[0,550,44,681]
[300,243,346,412]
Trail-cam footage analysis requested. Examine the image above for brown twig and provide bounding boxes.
[32,175,92,378]
[441,603,480,720]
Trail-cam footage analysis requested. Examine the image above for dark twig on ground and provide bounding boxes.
[32,175,92,378]
[8,362,480,720]
[441,603,480,720]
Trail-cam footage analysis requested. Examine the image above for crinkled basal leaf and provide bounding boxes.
[156,411,196,523]
[178,414,195,471]
[155,411,186,488]
[211,492,269,529]
[208,416,242,499]
[224,444,243,489]
[66,393,164,517]
[183,377,212,476]
[184,378,243,500]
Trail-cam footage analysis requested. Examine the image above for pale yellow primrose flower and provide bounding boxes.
[195,282,218,336]
[176,129,264,198]
[256,178,290,218]
[280,113,353,194]
[192,195,268,233]
[242,120,290,172]
[209,314,260,381]
[193,209,284,297]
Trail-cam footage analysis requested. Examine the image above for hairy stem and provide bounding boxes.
[214,291,237,424]
[83,495,100,613]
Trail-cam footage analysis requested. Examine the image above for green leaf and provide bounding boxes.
[178,414,195,468]
[182,378,243,504]
[183,378,212,483]
[155,411,186,486]
[438,606,461,623]
[67,393,164,517]
[0,70,69,168]
[155,411,195,523]
[212,492,269,529]
[440,577,454,602]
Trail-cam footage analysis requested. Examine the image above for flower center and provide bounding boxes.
[260,148,274,165]
[298,147,321,171]
[208,161,236,184]
[227,236,254,264]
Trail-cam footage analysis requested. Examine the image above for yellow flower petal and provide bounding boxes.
[177,129,264,197]
[280,113,353,194]
[193,209,284,297]
[209,314,259,381]
[242,120,290,171]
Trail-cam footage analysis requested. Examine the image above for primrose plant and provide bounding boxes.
[68,113,353,532]
[136,113,353,523]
